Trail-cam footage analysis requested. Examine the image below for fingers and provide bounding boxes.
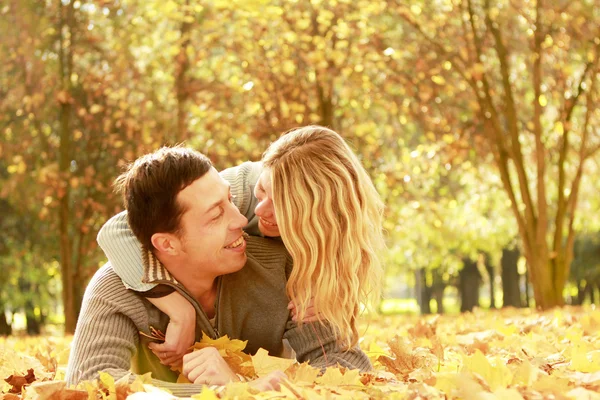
[182,349,210,378]
[290,305,321,322]
[149,343,183,366]
[163,354,182,367]
[250,370,286,391]
[181,347,237,386]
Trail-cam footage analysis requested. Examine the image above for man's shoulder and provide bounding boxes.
[245,236,289,269]
[87,263,136,298]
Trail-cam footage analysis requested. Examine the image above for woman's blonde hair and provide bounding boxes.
[262,126,385,347]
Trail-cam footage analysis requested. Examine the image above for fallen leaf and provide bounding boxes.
[5,368,36,394]
[251,348,295,378]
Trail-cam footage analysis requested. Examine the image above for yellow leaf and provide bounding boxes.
[571,348,600,373]
[286,362,320,383]
[461,350,512,391]
[567,388,600,400]
[494,388,525,400]
[191,386,220,399]
[98,371,116,397]
[366,342,388,359]
[251,348,296,378]
[181,334,254,379]
[538,94,548,107]
[192,333,247,355]
[510,360,538,387]
[316,367,363,386]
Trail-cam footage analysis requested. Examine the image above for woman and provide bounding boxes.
[98,125,385,366]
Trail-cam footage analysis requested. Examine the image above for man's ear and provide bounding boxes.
[151,233,181,256]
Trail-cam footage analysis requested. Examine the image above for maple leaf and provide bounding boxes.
[315,367,363,387]
[408,319,438,339]
[463,339,490,355]
[377,336,436,381]
[176,333,256,382]
[190,386,221,399]
[461,350,513,392]
[190,333,248,355]
[251,348,296,378]
[285,362,320,383]
[5,368,35,394]
[34,349,57,377]
[21,380,88,400]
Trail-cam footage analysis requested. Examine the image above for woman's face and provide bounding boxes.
[254,168,281,237]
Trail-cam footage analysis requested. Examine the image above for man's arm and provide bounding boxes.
[65,267,208,397]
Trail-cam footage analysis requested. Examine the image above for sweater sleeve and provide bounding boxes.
[281,253,372,371]
[65,267,208,397]
[283,321,372,372]
[96,161,263,292]
[96,211,154,291]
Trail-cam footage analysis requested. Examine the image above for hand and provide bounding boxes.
[148,313,196,367]
[249,370,286,391]
[182,347,239,385]
[288,298,320,323]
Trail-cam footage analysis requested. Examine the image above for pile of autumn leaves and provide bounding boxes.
[1,306,600,399]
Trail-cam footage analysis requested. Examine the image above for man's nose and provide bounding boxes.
[231,209,248,229]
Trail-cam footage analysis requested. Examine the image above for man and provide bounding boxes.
[66,147,370,397]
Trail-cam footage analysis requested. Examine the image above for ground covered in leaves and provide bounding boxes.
[1,306,600,399]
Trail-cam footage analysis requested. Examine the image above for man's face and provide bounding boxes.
[176,168,248,277]
[254,168,280,237]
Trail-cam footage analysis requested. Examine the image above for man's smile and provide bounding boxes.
[224,234,246,250]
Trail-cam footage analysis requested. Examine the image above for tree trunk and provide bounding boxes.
[575,280,586,305]
[501,247,522,307]
[431,270,446,314]
[58,0,76,334]
[483,253,496,309]
[432,287,445,314]
[25,299,41,335]
[524,263,531,307]
[0,300,11,336]
[415,269,431,314]
[459,257,481,312]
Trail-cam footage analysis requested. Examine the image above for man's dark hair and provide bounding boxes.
[114,146,212,250]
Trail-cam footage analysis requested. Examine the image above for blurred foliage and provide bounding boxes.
[1,0,600,329]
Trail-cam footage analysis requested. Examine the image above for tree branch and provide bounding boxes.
[480,0,538,241]
[553,43,599,262]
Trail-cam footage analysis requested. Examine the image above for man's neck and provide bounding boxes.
[160,257,218,316]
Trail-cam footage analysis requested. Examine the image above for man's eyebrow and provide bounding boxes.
[203,183,231,215]
[204,200,222,215]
